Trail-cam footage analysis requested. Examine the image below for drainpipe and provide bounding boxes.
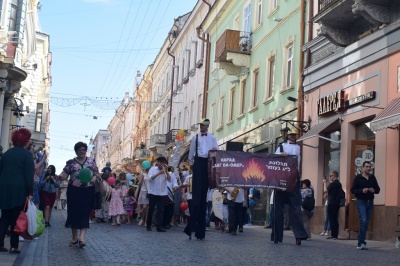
[306,0,314,67]
[201,0,212,10]
[297,0,306,136]
[167,47,175,132]
[196,26,211,119]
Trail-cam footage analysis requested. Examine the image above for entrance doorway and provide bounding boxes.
[347,140,375,233]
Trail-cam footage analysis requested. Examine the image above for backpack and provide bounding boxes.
[252,188,261,199]
[338,188,346,207]
[302,190,315,211]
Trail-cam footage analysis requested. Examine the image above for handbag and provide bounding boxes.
[33,210,45,237]
[14,197,33,240]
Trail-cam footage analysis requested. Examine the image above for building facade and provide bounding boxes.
[301,0,400,242]
[200,0,307,224]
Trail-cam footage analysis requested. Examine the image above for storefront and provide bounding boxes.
[300,24,400,242]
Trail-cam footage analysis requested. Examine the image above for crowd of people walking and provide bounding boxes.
[0,121,381,253]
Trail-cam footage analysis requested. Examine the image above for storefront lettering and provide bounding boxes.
[317,90,344,116]
[347,91,376,107]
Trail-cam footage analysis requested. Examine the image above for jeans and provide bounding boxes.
[247,204,255,224]
[206,201,212,227]
[356,199,373,246]
[324,204,330,231]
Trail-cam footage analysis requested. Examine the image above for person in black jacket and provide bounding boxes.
[323,170,342,240]
[350,161,380,250]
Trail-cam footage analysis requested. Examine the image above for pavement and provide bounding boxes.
[1,209,399,266]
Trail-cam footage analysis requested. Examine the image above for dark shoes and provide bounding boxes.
[238,227,243,233]
[296,238,301,245]
[79,241,86,248]
[156,228,166,232]
[163,224,171,229]
[0,247,8,252]
[69,240,79,247]
[146,228,152,231]
[45,222,51,227]
[9,248,21,254]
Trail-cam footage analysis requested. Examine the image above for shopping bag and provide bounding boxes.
[14,197,32,240]
[33,210,45,237]
[27,200,38,236]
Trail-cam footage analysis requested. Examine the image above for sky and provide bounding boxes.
[39,0,198,172]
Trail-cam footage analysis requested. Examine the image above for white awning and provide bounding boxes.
[297,117,340,142]
[370,98,400,131]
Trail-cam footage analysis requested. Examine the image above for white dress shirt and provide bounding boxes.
[226,187,245,203]
[146,166,168,196]
[188,132,219,164]
[275,140,301,168]
[166,172,179,191]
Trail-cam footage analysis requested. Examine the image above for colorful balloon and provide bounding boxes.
[180,201,188,211]
[107,176,116,186]
[175,129,185,141]
[78,168,93,183]
[142,160,151,169]
[126,173,133,181]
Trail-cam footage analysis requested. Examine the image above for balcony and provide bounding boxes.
[314,0,391,46]
[165,129,189,147]
[149,134,166,147]
[214,29,251,75]
[135,148,151,161]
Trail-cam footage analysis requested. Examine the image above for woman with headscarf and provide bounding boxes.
[40,165,60,227]
[58,142,100,248]
[0,128,34,254]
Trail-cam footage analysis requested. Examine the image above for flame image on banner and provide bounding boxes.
[242,159,266,183]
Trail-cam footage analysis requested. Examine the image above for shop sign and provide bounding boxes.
[317,90,345,116]
[347,91,376,107]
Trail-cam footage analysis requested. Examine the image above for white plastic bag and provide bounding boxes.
[27,200,38,236]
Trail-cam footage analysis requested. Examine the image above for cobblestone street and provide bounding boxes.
[1,209,398,266]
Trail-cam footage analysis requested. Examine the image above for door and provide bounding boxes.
[347,140,375,232]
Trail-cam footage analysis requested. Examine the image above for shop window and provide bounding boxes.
[35,103,43,132]
[356,122,375,140]
[323,131,341,177]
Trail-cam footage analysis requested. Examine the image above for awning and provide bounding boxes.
[370,98,400,131]
[297,117,340,142]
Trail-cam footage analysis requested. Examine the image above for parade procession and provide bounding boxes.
[1,0,400,265]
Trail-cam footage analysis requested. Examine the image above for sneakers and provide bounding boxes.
[357,244,367,250]
[324,232,330,236]
[138,220,143,226]
[320,231,326,236]
[205,227,210,231]
[19,236,24,242]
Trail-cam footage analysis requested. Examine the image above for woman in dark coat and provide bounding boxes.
[58,142,100,248]
[0,128,34,254]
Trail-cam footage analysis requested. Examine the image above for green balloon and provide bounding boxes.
[79,168,93,183]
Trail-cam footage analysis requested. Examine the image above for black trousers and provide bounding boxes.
[0,205,23,249]
[190,157,209,239]
[228,201,243,232]
[271,190,308,242]
[162,203,174,227]
[183,199,193,236]
[146,194,164,229]
[327,204,340,238]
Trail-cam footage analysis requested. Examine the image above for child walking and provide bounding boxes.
[125,188,137,224]
[108,180,125,226]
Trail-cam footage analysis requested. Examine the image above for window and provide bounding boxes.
[184,106,188,129]
[324,131,341,177]
[182,59,185,81]
[286,44,294,88]
[9,2,17,31]
[257,0,263,25]
[271,0,278,10]
[192,42,198,68]
[219,97,225,128]
[266,56,275,99]
[173,117,176,129]
[178,112,182,129]
[210,103,215,133]
[200,35,205,60]
[190,100,194,127]
[244,3,252,35]
[229,87,235,121]
[239,78,247,115]
[35,103,43,132]
[175,66,180,86]
[198,94,202,121]
[252,68,259,107]
[186,50,191,74]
